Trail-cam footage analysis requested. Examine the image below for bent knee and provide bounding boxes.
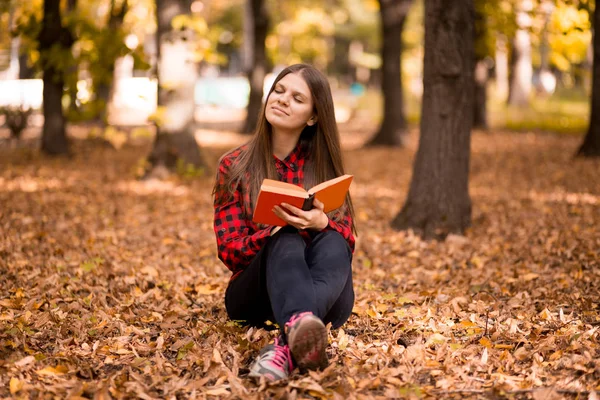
[312,230,351,257]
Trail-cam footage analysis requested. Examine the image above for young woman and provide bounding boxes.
[213,64,356,382]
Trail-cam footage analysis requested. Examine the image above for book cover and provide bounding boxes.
[252,175,353,226]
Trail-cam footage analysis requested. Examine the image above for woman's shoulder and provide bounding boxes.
[217,144,249,171]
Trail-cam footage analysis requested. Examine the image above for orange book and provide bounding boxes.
[252,174,353,226]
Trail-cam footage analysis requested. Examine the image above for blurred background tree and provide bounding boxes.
[1,0,600,162]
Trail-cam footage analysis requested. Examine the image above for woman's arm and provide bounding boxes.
[213,162,273,273]
[323,210,355,252]
[276,199,355,252]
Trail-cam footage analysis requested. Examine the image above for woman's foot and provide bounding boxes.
[285,312,328,370]
[248,337,293,382]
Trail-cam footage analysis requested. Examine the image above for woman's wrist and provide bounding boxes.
[318,213,329,230]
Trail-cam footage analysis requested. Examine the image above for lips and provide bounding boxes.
[271,106,289,115]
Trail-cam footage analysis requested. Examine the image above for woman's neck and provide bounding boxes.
[272,129,302,160]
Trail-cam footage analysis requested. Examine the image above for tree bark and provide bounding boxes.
[241,0,269,134]
[148,0,205,176]
[367,0,413,147]
[392,0,474,239]
[473,0,488,130]
[577,3,600,157]
[96,0,128,125]
[507,0,533,107]
[39,0,74,155]
[19,53,35,79]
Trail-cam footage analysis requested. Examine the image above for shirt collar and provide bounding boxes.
[273,140,307,169]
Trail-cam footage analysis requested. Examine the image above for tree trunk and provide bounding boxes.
[577,4,600,157]
[19,53,35,79]
[392,0,474,239]
[148,0,205,176]
[241,0,269,134]
[39,0,73,155]
[507,0,533,107]
[367,0,413,147]
[473,0,488,130]
[96,0,128,125]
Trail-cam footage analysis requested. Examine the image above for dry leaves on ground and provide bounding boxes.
[0,127,599,399]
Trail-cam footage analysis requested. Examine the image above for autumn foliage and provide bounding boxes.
[0,128,599,399]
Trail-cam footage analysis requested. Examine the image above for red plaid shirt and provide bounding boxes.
[214,141,355,280]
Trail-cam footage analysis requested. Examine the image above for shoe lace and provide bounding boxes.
[271,338,293,371]
[285,311,313,330]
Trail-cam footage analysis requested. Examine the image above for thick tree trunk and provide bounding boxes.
[148,0,204,176]
[367,0,412,147]
[392,0,474,239]
[577,4,600,157]
[241,0,269,134]
[507,0,533,107]
[39,0,73,155]
[41,66,69,154]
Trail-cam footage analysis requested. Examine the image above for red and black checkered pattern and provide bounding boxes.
[214,141,355,280]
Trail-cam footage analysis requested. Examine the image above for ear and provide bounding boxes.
[307,115,317,126]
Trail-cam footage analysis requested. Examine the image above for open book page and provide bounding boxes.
[261,179,308,193]
[307,174,353,195]
[253,175,353,226]
[308,174,353,213]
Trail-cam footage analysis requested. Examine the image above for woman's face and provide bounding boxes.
[265,73,316,134]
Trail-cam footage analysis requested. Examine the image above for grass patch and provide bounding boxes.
[353,86,589,135]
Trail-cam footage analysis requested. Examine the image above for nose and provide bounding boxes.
[277,93,289,106]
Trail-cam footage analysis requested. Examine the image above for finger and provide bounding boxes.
[312,198,325,211]
[280,202,305,217]
[273,206,293,223]
[278,212,307,229]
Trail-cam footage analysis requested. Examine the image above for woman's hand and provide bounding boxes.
[273,198,329,231]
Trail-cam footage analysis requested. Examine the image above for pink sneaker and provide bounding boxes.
[285,312,328,370]
[248,337,293,381]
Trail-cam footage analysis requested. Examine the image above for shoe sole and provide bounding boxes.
[287,315,328,370]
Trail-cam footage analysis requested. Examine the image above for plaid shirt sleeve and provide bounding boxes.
[213,155,272,275]
[324,209,355,252]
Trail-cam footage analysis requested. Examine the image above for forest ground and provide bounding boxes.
[0,121,599,399]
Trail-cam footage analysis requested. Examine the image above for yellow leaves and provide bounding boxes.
[10,377,23,394]
[195,284,220,295]
[521,272,539,281]
[171,14,208,35]
[539,308,553,321]
[459,320,477,328]
[337,328,350,351]
[480,337,493,348]
[426,333,447,346]
[549,4,592,71]
[36,365,68,377]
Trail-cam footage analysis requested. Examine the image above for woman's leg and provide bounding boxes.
[225,225,316,328]
[305,230,354,329]
[265,226,317,326]
[224,245,275,328]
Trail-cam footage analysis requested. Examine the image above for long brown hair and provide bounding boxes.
[214,64,356,233]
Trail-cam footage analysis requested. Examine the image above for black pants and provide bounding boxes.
[225,226,354,330]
